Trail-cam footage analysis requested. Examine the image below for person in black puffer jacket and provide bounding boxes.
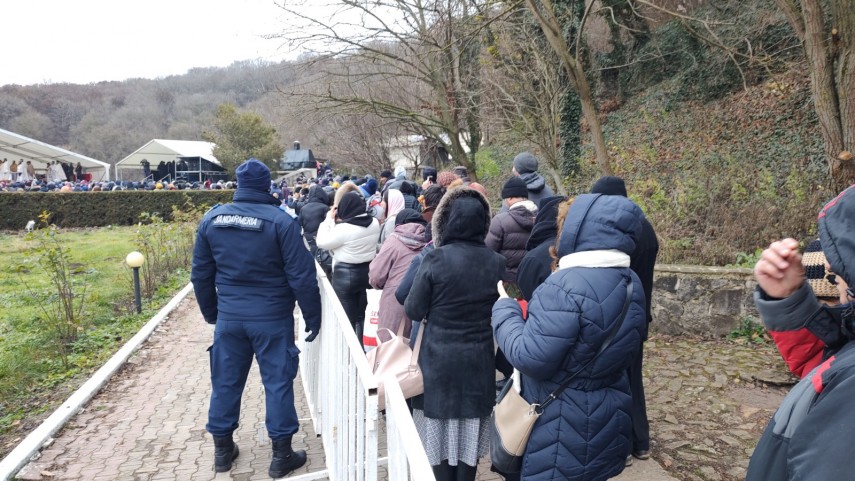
[299,185,331,254]
[516,196,567,302]
[487,177,537,284]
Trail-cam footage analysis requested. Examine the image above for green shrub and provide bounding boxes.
[0,190,233,230]
[15,213,90,367]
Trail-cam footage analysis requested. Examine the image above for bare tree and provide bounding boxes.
[772,0,855,188]
[271,0,496,179]
[482,6,569,193]
[523,0,614,176]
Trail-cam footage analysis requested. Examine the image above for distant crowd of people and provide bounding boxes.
[0,158,84,185]
[0,177,235,192]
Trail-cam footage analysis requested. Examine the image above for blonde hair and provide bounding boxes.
[549,197,575,272]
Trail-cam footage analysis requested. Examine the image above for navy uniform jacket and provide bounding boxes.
[191,188,321,332]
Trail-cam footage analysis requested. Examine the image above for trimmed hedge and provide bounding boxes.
[0,190,235,230]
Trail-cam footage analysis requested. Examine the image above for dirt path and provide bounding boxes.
[643,335,792,481]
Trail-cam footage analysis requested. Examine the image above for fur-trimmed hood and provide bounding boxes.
[334,182,362,208]
[431,186,491,247]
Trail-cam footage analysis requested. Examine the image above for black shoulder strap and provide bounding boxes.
[538,274,634,412]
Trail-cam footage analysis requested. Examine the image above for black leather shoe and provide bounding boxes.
[632,449,650,460]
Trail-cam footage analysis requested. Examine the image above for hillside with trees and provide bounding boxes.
[1,0,852,265]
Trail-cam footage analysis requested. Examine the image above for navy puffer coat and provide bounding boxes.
[492,194,646,481]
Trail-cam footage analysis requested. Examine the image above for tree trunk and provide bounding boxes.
[546,165,569,195]
[572,61,613,176]
[834,0,855,185]
[779,0,854,189]
[525,0,613,177]
[800,0,848,187]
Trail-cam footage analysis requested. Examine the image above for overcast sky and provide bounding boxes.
[1,0,296,86]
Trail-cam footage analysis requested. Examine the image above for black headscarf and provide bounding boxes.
[395,208,427,226]
[336,192,374,227]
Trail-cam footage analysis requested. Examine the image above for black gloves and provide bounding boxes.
[305,326,320,342]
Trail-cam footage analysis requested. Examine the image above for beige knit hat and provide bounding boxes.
[803,239,839,299]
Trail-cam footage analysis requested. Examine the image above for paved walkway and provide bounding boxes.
[13,295,698,480]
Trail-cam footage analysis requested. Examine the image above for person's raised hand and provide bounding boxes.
[754,238,804,298]
[497,281,510,299]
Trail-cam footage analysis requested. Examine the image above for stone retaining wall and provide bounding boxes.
[651,264,758,337]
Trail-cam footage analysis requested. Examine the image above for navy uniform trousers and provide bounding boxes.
[206,319,301,441]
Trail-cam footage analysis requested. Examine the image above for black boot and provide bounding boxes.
[212,435,239,472]
[269,437,307,478]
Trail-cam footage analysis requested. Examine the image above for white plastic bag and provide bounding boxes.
[362,289,382,352]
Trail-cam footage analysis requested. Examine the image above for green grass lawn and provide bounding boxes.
[0,225,190,441]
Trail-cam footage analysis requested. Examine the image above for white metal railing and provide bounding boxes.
[383,375,436,481]
[297,264,379,481]
[296,264,435,481]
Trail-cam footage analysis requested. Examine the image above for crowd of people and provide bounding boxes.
[191,152,855,481]
[0,176,236,192]
[191,153,662,481]
[0,158,88,189]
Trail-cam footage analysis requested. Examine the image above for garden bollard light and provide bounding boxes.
[126,251,145,313]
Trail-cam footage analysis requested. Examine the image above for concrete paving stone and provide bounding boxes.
[150,475,176,481]
[14,296,791,481]
[174,468,198,478]
[93,475,120,481]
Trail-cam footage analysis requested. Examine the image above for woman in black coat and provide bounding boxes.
[299,185,331,251]
[404,187,506,481]
[516,196,567,302]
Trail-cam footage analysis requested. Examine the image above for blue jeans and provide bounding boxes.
[207,319,300,441]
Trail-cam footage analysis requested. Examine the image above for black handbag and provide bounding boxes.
[490,277,634,474]
[314,246,333,271]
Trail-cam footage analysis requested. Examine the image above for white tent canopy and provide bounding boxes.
[116,139,222,182]
[116,139,220,169]
[0,128,111,181]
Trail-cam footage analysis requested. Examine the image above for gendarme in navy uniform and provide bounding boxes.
[191,158,321,478]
